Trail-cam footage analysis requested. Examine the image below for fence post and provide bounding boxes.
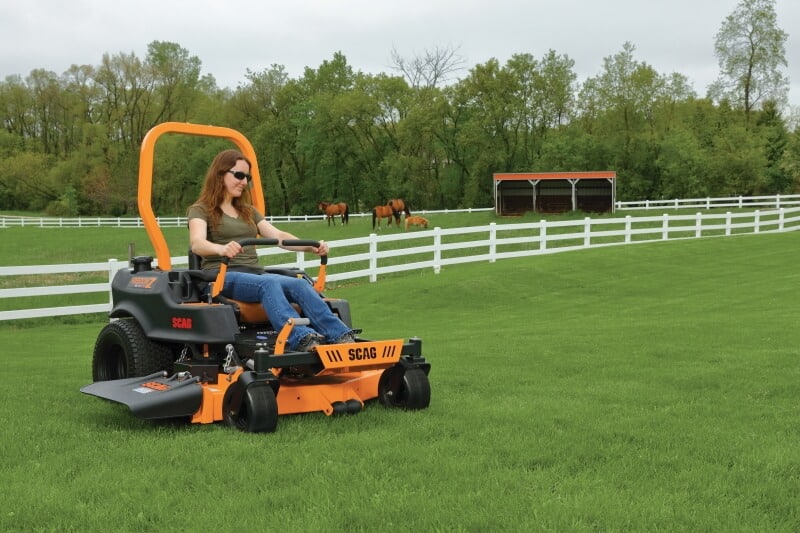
[369,233,378,283]
[695,212,702,238]
[754,210,760,234]
[539,220,547,251]
[779,208,785,231]
[433,227,442,273]
[725,212,732,236]
[625,216,632,243]
[662,214,669,240]
[107,259,119,313]
[776,194,781,209]
[489,222,497,263]
[584,218,591,247]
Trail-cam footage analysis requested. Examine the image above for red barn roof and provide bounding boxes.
[494,171,616,181]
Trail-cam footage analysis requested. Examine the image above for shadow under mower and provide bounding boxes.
[80,122,431,433]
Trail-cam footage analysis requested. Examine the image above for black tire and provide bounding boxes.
[92,319,174,381]
[378,366,431,410]
[223,383,278,433]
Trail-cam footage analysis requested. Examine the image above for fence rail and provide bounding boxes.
[3,207,800,321]
[615,193,800,211]
[0,207,493,228]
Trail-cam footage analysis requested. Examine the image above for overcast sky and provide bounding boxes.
[2,0,799,110]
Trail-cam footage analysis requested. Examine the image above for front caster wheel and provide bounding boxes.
[223,383,278,433]
[378,366,430,410]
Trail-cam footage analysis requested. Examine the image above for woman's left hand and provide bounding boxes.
[313,240,329,256]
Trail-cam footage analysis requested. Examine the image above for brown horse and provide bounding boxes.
[372,204,400,230]
[404,215,428,230]
[318,201,349,226]
[387,198,411,218]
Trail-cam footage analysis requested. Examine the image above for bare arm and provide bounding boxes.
[257,219,328,256]
[188,216,328,259]
[188,217,243,259]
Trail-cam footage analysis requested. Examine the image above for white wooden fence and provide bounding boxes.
[615,193,800,211]
[0,207,492,228]
[3,207,800,321]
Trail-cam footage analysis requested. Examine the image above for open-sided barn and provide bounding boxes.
[493,171,617,215]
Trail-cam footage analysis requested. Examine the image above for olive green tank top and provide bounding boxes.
[186,203,265,270]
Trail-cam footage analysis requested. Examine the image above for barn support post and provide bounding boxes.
[609,177,617,213]
[568,179,579,211]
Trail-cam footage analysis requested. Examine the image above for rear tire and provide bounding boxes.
[223,383,278,433]
[378,366,431,410]
[92,319,174,381]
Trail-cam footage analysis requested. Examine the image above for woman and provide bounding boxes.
[187,149,354,352]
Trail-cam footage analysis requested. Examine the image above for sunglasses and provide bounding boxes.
[227,170,252,182]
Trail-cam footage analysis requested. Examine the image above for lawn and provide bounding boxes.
[1,230,799,531]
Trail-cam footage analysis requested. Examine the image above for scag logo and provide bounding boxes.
[348,346,377,361]
[172,317,192,329]
[130,276,157,289]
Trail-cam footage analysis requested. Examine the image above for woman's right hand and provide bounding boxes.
[218,241,242,258]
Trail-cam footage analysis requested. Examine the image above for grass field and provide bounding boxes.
[1,228,799,530]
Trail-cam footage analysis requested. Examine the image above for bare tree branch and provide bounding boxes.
[390,44,465,88]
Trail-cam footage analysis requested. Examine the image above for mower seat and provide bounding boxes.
[185,250,263,323]
[185,249,343,327]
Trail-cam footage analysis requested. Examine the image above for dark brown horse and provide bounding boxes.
[372,204,400,230]
[318,201,349,226]
[387,198,411,218]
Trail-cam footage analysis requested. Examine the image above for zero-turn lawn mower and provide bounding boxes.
[81,122,431,433]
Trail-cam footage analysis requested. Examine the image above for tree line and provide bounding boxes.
[0,0,797,217]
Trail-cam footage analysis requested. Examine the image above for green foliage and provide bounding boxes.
[0,26,797,217]
[45,186,79,216]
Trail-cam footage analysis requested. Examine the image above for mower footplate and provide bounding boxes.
[81,372,203,420]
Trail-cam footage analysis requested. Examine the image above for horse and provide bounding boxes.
[387,198,411,219]
[318,201,349,226]
[404,215,429,231]
[372,205,400,230]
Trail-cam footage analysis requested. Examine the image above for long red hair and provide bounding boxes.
[189,149,256,230]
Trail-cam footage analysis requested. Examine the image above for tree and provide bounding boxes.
[710,0,788,120]
[390,45,465,89]
[145,41,203,124]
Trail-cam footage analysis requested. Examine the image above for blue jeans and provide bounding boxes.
[222,271,350,350]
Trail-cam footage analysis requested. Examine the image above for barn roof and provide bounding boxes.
[493,171,616,181]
